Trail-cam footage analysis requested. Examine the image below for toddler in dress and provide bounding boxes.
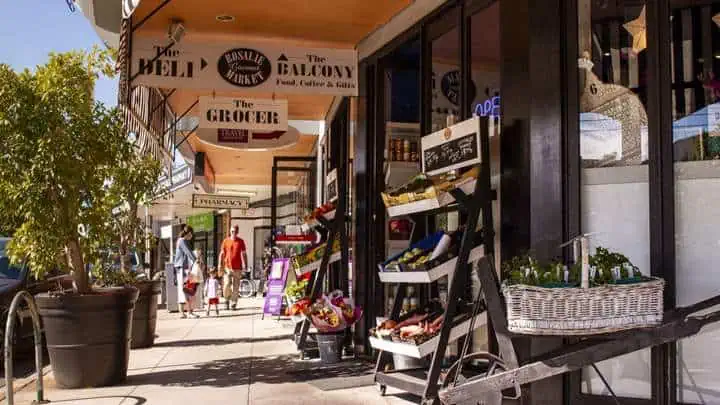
[204,268,221,317]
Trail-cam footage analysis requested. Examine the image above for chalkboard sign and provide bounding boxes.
[421,117,482,176]
[326,169,338,203]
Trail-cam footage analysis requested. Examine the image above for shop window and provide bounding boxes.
[432,25,460,131]
[578,0,652,399]
[669,2,720,403]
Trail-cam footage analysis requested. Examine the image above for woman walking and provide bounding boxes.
[174,225,197,318]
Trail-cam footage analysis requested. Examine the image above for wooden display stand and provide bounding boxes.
[372,116,495,405]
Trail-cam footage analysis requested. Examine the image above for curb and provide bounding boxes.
[0,365,52,402]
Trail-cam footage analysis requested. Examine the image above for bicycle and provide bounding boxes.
[238,268,256,298]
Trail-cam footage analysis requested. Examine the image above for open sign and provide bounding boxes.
[473,95,500,118]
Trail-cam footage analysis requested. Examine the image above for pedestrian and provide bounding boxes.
[204,268,221,317]
[191,248,206,311]
[218,224,248,310]
[174,225,197,319]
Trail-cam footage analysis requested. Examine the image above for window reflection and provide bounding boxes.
[579,1,651,399]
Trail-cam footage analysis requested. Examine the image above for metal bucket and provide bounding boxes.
[316,332,344,364]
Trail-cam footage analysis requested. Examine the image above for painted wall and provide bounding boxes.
[580,162,720,402]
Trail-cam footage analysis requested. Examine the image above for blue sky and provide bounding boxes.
[0,2,118,106]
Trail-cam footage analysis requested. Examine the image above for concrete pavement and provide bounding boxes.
[10,298,416,405]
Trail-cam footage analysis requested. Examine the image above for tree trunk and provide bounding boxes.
[119,234,129,273]
[66,238,89,294]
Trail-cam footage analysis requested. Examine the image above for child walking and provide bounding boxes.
[205,268,221,317]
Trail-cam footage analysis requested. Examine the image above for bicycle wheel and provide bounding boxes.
[238,278,254,298]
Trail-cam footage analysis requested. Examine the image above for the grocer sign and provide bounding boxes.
[130,37,358,96]
[198,96,288,132]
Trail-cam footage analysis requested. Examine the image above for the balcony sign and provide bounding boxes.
[192,194,250,210]
[199,96,288,132]
[196,125,300,151]
[421,117,482,176]
[130,37,358,96]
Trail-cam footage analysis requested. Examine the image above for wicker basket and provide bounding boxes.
[502,278,664,335]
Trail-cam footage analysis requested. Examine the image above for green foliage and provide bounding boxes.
[0,47,139,293]
[502,246,642,288]
[91,260,139,288]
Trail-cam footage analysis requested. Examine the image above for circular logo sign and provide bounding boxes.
[217,48,272,87]
[441,70,476,106]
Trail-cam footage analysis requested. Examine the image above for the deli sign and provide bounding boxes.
[199,96,288,132]
[131,38,358,96]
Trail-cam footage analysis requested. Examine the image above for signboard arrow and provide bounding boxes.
[252,131,285,140]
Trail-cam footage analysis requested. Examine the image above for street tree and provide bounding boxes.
[0,48,132,293]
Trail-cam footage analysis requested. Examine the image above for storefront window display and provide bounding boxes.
[578,0,652,399]
[669,2,720,403]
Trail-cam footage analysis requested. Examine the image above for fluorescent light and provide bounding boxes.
[216,189,257,197]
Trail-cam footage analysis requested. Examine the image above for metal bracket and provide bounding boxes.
[131,0,175,33]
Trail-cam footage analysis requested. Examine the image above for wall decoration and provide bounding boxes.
[623,6,647,54]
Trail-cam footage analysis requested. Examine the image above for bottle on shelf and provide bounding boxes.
[403,139,410,162]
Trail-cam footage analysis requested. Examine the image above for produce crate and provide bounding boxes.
[296,251,342,275]
[378,245,485,284]
[368,313,487,358]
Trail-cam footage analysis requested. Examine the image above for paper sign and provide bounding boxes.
[130,38,358,96]
[263,258,290,316]
[199,96,288,132]
[326,169,338,203]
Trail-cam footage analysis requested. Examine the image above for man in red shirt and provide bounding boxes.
[218,224,248,310]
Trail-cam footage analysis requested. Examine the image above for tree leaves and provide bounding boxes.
[0,47,151,293]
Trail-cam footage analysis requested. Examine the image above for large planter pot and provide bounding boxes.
[36,286,138,388]
[131,280,162,349]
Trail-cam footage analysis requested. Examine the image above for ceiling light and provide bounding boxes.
[216,14,235,23]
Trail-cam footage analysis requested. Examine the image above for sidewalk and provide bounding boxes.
[10,298,416,405]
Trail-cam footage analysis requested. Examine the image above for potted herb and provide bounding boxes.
[0,49,140,388]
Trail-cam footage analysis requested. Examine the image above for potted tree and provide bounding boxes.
[0,49,141,388]
[103,152,164,349]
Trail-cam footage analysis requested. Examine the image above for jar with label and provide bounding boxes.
[410,141,418,162]
[401,297,411,314]
[388,140,395,161]
[403,139,410,161]
[409,297,419,311]
[394,139,403,161]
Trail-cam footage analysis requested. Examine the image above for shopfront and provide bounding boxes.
[351,0,720,403]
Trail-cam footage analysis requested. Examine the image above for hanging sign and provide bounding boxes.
[198,96,288,132]
[421,117,482,176]
[263,258,291,316]
[192,194,250,210]
[196,125,300,150]
[186,212,214,233]
[130,37,358,96]
[326,169,338,203]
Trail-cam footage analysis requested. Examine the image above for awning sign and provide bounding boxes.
[130,38,358,96]
[192,194,250,210]
[199,96,288,132]
[196,125,300,151]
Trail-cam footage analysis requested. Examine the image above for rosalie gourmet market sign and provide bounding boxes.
[130,38,358,96]
[198,96,288,132]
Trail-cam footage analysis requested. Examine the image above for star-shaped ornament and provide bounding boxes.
[623,6,647,54]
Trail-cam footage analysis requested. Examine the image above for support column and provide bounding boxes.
[500,0,565,403]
